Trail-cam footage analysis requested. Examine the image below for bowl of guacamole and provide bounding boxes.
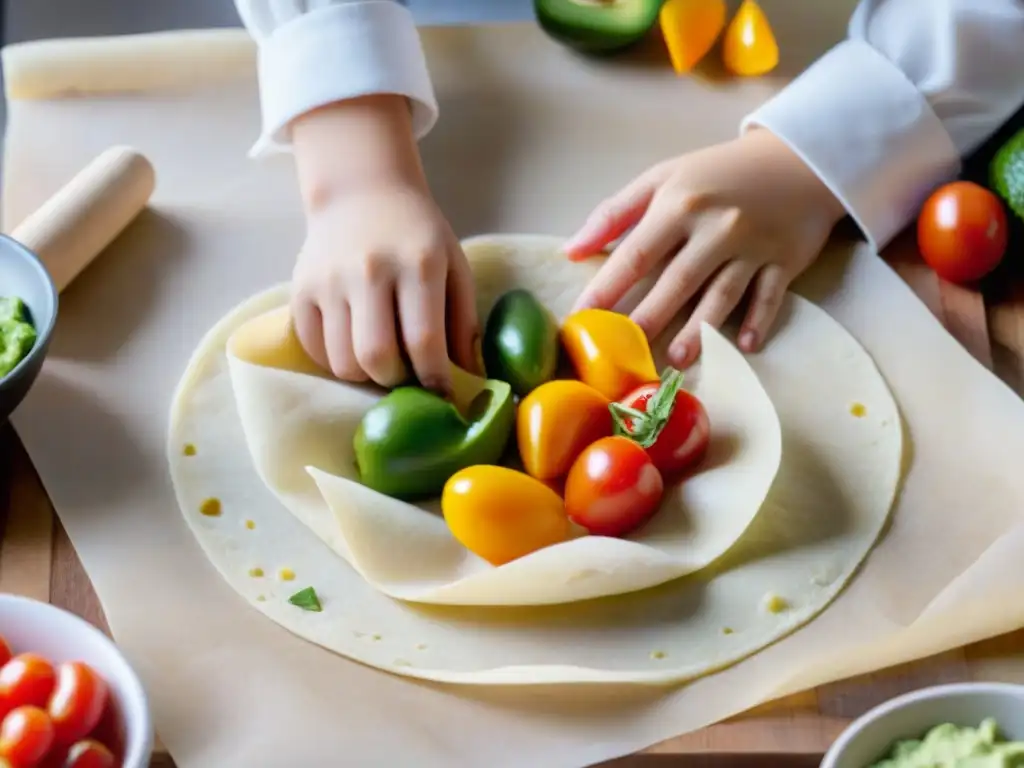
[0,234,58,421]
[822,683,1024,767]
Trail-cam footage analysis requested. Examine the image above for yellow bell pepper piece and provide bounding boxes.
[658,0,727,75]
[442,465,570,566]
[722,0,779,77]
[517,380,613,481]
[560,309,659,402]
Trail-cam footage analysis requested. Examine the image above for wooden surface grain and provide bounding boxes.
[2,229,1024,768]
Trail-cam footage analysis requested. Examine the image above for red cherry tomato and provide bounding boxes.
[61,740,114,768]
[0,638,12,670]
[0,656,56,716]
[47,664,107,747]
[564,436,664,537]
[0,706,55,767]
[917,181,1008,284]
[619,383,710,475]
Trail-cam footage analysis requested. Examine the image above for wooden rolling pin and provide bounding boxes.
[9,146,156,293]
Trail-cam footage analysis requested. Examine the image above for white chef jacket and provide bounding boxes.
[234,0,1024,252]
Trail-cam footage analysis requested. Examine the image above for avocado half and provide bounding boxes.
[535,0,663,55]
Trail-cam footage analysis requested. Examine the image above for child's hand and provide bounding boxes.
[289,95,480,392]
[564,129,847,366]
[292,182,478,391]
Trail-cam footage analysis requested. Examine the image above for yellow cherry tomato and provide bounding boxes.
[441,466,570,566]
[517,380,614,481]
[659,0,727,74]
[560,309,659,401]
[722,0,779,77]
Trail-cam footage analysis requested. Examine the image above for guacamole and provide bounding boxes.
[870,718,1024,767]
[0,297,37,378]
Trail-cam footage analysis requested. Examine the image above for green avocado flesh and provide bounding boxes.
[0,297,37,379]
[534,0,663,54]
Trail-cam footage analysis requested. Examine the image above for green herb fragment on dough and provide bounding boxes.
[288,586,322,612]
[991,127,1024,222]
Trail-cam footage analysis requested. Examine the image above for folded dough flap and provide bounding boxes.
[224,298,784,607]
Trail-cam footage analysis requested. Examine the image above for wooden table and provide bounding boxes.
[2,220,1024,766]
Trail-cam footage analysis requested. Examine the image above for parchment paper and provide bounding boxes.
[6,15,1024,768]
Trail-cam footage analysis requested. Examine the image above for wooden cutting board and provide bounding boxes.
[2,229,1024,767]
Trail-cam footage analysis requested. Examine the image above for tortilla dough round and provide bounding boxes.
[168,234,902,685]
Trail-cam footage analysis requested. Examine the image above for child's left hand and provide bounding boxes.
[564,129,847,367]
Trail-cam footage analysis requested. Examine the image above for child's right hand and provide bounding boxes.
[289,95,480,393]
[291,181,479,392]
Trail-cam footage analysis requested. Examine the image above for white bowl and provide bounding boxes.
[0,594,152,768]
[822,682,1024,767]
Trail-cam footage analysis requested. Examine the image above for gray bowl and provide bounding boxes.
[0,234,58,420]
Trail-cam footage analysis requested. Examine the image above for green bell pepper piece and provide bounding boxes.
[353,377,515,500]
[482,289,559,397]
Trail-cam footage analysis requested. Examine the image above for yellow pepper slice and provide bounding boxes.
[722,0,779,77]
[658,0,727,75]
[517,380,613,481]
[560,309,660,402]
[442,465,570,566]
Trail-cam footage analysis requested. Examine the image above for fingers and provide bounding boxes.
[319,300,368,382]
[572,203,691,312]
[563,164,672,260]
[668,259,760,367]
[629,220,742,340]
[739,264,790,352]
[397,251,451,392]
[291,296,330,372]
[350,276,407,388]
[445,243,483,375]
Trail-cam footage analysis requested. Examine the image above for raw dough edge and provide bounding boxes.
[2,30,256,100]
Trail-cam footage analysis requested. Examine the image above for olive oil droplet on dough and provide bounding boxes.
[183,443,197,456]
[199,498,222,517]
[763,593,789,614]
[278,568,296,581]
[850,402,867,418]
[249,567,264,578]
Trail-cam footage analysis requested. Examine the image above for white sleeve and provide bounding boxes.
[234,0,438,157]
[741,0,1024,251]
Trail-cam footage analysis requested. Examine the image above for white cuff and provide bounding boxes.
[252,1,438,157]
[741,40,960,252]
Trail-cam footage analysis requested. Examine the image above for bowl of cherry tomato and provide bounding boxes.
[0,594,151,768]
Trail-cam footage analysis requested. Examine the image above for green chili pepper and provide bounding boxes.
[353,377,515,500]
[482,289,559,397]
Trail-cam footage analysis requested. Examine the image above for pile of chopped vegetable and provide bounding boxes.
[353,290,711,566]
[533,0,779,77]
[0,297,37,380]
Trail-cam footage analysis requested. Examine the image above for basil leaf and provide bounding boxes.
[288,586,322,612]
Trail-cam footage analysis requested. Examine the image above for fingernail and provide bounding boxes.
[669,341,689,366]
[562,222,599,256]
[739,330,757,351]
[422,377,446,393]
[473,333,485,375]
